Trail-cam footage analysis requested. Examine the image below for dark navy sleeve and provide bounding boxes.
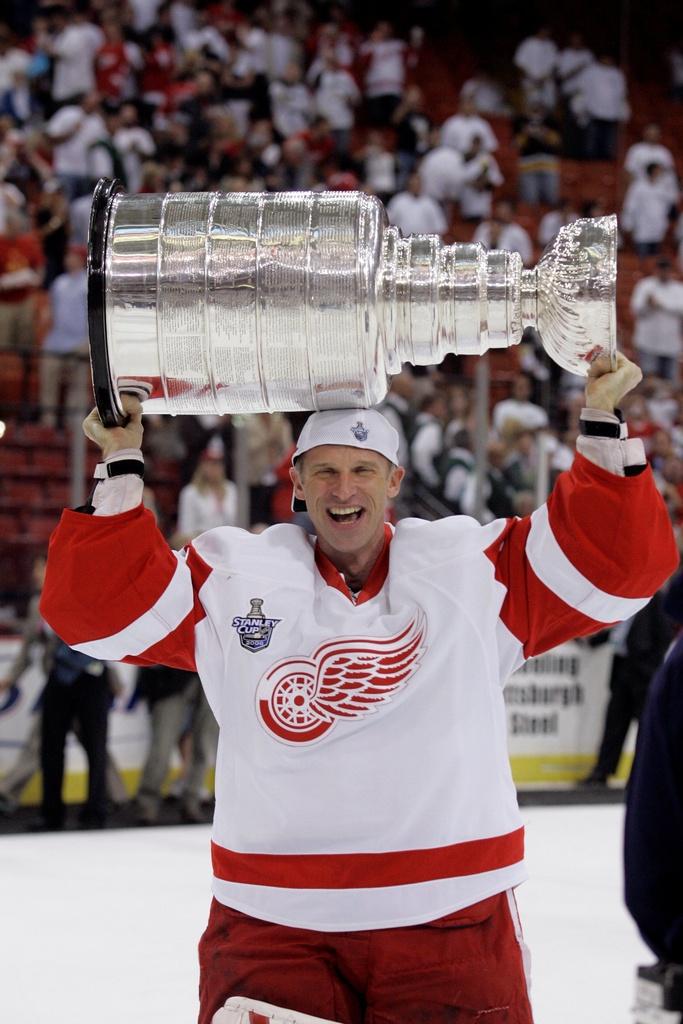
[664,569,683,625]
[624,635,683,963]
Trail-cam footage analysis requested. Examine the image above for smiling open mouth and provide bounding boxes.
[328,506,364,524]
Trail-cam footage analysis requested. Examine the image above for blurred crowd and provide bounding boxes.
[0,6,682,480]
[0,3,681,547]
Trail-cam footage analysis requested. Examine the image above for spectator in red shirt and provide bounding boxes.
[140,27,177,110]
[294,115,335,168]
[324,158,360,191]
[623,393,660,451]
[205,0,247,35]
[0,205,44,351]
[95,17,142,102]
[359,21,419,125]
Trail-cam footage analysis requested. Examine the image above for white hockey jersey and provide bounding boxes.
[41,452,677,931]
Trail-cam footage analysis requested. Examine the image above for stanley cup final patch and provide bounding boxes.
[232,598,281,653]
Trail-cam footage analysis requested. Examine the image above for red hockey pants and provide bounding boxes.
[198,890,533,1023]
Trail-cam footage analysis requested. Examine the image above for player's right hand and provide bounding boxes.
[83,393,144,457]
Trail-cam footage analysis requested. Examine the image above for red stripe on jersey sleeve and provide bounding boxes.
[118,544,213,670]
[40,506,211,674]
[486,453,678,659]
[41,505,176,644]
[485,517,615,659]
[121,609,197,670]
[548,453,678,598]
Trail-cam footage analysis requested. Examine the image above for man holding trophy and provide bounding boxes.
[39,182,678,1023]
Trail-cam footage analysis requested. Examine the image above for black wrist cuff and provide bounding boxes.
[95,460,145,480]
[579,420,621,438]
[580,408,625,439]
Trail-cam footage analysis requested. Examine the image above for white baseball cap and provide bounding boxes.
[291,408,400,513]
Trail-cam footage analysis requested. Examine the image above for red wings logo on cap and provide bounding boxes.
[257,616,426,743]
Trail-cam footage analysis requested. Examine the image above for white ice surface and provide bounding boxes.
[1,804,649,1023]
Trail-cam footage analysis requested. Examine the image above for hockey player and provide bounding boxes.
[40,352,677,1024]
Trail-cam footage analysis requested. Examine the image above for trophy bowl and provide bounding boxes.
[87,179,617,426]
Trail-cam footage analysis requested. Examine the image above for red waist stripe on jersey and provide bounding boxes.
[210,827,525,889]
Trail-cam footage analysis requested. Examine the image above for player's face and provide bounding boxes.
[290,445,404,556]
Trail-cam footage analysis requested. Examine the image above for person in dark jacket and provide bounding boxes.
[38,640,114,830]
[133,664,216,825]
[624,572,683,962]
[581,589,673,785]
[624,632,683,962]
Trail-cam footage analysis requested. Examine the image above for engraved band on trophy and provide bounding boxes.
[87,178,617,427]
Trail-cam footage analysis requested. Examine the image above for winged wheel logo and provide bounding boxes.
[256,616,426,743]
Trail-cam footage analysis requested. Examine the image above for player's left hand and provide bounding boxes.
[585,351,642,414]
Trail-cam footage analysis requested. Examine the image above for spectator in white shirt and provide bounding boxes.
[310,21,356,71]
[269,62,313,140]
[128,0,163,35]
[513,27,558,111]
[386,172,448,237]
[556,32,594,157]
[459,137,504,221]
[622,163,676,258]
[459,69,510,116]
[575,54,628,160]
[42,7,104,105]
[537,197,579,248]
[360,130,398,202]
[0,26,30,99]
[492,373,549,437]
[309,55,360,155]
[473,199,533,266]
[169,0,198,48]
[114,103,156,194]
[557,32,594,100]
[176,437,239,545]
[440,95,498,155]
[418,133,465,206]
[359,21,415,125]
[631,259,683,382]
[410,392,449,495]
[40,244,89,429]
[182,9,231,63]
[265,12,303,83]
[625,124,677,191]
[237,20,268,79]
[45,92,107,201]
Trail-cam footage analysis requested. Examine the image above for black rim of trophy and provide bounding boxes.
[87,177,125,428]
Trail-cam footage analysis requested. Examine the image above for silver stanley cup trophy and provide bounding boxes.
[88,179,617,426]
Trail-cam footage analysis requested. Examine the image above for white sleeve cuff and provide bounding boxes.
[92,448,145,516]
[93,476,145,515]
[576,435,647,477]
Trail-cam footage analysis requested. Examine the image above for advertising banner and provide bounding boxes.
[0,636,628,802]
